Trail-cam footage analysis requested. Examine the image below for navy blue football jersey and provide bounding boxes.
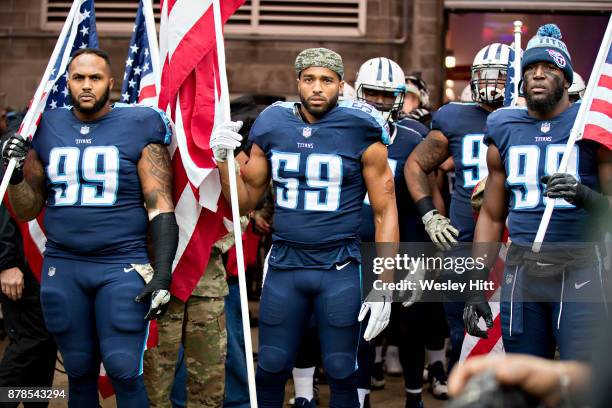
[431,102,490,241]
[32,104,172,262]
[485,103,600,244]
[249,100,389,268]
[360,118,429,242]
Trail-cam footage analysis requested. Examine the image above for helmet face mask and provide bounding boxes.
[355,57,407,121]
[470,43,511,107]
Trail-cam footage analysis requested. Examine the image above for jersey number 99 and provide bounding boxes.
[48,146,119,206]
[271,151,342,211]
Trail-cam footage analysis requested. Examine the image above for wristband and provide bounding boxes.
[415,196,436,218]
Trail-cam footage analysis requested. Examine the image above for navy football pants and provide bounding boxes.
[501,260,607,361]
[40,256,149,408]
[256,261,362,408]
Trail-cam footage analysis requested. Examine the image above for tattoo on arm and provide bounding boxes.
[414,134,449,174]
[139,143,174,211]
[8,151,46,221]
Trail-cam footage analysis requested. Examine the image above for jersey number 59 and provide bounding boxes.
[271,151,342,211]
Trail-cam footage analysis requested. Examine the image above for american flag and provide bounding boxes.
[581,29,612,150]
[120,0,158,106]
[158,0,245,302]
[503,47,520,107]
[46,0,99,110]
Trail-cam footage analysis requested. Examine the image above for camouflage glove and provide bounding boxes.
[422,210,459,251]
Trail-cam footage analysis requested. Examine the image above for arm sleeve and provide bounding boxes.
[0,205,20,271]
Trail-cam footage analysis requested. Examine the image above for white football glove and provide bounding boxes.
[399,260,427,308]
[358,290,392,341]
[210,120,243,162]
[422,210,459,251]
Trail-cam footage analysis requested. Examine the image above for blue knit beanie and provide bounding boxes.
[521,24,573,84]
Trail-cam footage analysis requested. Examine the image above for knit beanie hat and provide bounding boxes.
[521,24,573,84]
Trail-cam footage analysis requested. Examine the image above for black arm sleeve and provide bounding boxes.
[150,212,179,282]
[0,204,20,271]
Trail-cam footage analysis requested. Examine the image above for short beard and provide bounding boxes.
[69,86,110,116]
[525,76,565,115]
[300,92,339,119]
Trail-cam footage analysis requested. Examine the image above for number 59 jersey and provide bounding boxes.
[485,103,600,244]
[31,105,172,262]
[249,100,389,247]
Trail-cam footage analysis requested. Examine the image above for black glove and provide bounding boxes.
[542,173,609,214]
[135,276,171,321]
[463,293,494,339]
[2,134,30,184]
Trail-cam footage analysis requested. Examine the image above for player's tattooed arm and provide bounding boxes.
[138,143,174,216]
[219,143,271,215]
[472,144,508,264]
[404,130,450,203]
[8,150,47,221]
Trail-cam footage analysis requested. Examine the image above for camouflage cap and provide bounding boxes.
[294,47,344,79]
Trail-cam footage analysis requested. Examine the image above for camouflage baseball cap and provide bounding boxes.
[294,47,344,79]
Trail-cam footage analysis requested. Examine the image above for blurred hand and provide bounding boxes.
[252,212,271,235]
[449,353,590,407]
[0,267,24,301]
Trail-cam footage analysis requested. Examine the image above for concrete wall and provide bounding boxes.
[0,0,445,109]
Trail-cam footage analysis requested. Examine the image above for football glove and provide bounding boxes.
[2,133,30,184]
[210,121,243,163]
[542,173,610,214]
[422,210,459,251]
[463,294,494,339]
[358,289,392,341]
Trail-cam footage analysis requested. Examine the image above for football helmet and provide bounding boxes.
[470,43,511,106]
[568,72,586,101]
[355,57,406,121]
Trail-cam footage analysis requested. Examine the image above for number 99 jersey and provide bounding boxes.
[249,100,389,248]
[485,103,600,244]
[32,104,172,263]
[431,102,490,242]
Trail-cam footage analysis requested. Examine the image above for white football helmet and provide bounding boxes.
[470,43,511,106]
[568,72,586,101]
[355,57,407,121]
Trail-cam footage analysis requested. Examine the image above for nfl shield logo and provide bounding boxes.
[48,267,56,277]
[302,127,312,138]
[80,125,90,135]
[541,122,551,133]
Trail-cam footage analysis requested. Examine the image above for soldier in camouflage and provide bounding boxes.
[144,223,242,407]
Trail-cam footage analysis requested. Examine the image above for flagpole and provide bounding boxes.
[512,20,522,106]
[0,0,82,203]
[142,0,161,99]
[212,0,258,406]
[532,14,612,252]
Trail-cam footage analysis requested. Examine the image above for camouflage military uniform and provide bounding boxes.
[145,222,242,407]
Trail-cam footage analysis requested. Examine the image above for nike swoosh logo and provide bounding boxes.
[536,262,554,267]
[336,261,351,270]
[574,280,590,290]
[124,267,135,273]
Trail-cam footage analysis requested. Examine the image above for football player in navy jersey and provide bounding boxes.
[356,58,449,408]
[212,48,399,408]
[404,42,511,371]
[464,25,610,361]
[3,48,178,407]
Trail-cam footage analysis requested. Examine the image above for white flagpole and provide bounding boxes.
[142,0,161,100]
[532,14,612,252]
[211,1,258,406]
[512,20,522,106]
[0,0,82,203]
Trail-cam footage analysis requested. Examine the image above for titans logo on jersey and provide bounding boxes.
[431,102,490,241]
[249,100,388,267]
[32,104,172,262]
[360,118,429,242]
[485,103,600,244]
